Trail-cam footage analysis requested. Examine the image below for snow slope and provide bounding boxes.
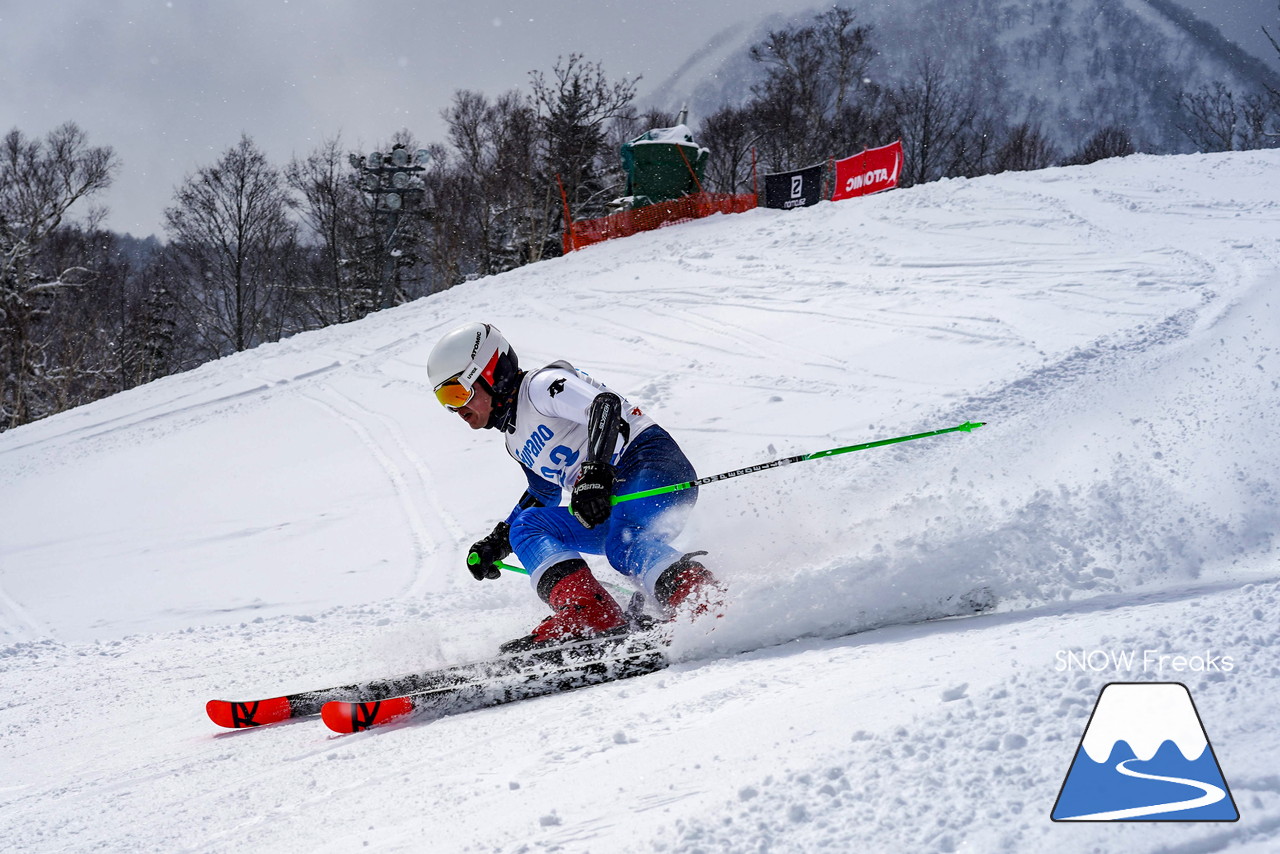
[2,150,1280,852]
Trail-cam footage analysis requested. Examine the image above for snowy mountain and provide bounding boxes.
[2,150,1280,851]
[1079,683,1208,763]
[650,0,1280,153]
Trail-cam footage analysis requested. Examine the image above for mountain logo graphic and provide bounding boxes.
[1052,682,1239,822]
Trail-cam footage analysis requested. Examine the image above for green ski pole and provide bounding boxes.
[467,553,528,575]
[467,553,635,598]
[610,420,986,506]
[472,421,984,575]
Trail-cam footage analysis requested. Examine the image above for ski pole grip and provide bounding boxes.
[468,552,529,576]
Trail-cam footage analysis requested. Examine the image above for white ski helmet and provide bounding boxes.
[427,322,520,410]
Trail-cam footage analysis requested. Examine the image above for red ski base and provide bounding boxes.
[321,697,415,733]
[206,697,293,729]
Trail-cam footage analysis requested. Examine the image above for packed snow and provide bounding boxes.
[2,150,1279,852]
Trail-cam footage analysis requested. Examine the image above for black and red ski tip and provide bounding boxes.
[206,697,294,729]
[321,697,415,733]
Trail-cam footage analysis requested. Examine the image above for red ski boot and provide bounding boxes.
[654,552,726,620]
[501,559,627,653]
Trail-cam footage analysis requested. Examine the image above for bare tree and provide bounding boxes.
[441,90,512,278]
[1066,125,1137,165]
[1266,4,1280,109]
[748,6,876,169]
[1175,82,1243,152]
[428,89,548,286]
[420,147,471,289]
[486,91,555,266]
[945,112,1002,178]
[698,103,758,194]
[889,55,980,186]
[829,84,898,164]
[1269,7,1280,140]
[286,136,371,325]
[164,135,298,358]
[0,122,118,428]
[34,224,131,406]
[1237,91,1280,149]
[993,122,1060,172]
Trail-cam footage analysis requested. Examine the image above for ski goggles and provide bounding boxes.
[433,375,474,410]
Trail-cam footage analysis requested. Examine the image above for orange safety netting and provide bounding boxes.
[563,192,757,253]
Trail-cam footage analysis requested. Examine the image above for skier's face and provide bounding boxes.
[456,384,493,430]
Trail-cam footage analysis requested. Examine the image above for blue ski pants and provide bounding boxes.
[508,426,698,599]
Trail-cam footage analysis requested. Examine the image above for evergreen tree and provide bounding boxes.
[530,55,638,226]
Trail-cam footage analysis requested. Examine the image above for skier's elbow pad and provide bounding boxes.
[586,392,622,464]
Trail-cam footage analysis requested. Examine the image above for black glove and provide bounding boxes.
[467,521,510,580]
[571,462,615,529]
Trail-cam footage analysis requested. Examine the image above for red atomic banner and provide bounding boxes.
[832,140,903,201]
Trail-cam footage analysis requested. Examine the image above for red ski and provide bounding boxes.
[321,696,418,732]
[321,631,671,733]
[206,629,668,729]
[206,667,474,729]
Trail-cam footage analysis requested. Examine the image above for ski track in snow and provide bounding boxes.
[0,580,47,643]
[2,151,1280,852]
[302,381,468,599]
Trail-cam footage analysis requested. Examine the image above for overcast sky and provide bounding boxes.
[2,0,1276,238]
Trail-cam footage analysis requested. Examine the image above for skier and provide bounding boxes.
[427,321,724,651]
